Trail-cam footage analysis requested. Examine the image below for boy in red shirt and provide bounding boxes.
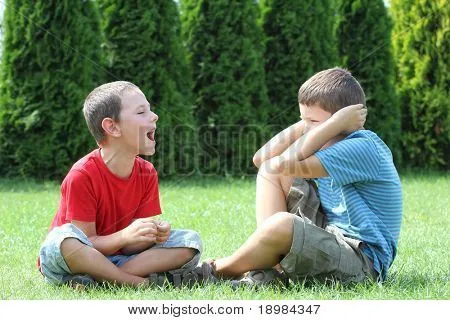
[39,81,212,287]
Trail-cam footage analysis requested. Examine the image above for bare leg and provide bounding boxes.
[256,164,294,227]
[60,238,147,287]
[255,164,294,273]
[214,212,294,279]
[120,248,196,277]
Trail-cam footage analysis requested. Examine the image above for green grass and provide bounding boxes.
[0,173,449,299]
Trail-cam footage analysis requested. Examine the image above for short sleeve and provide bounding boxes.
[63,170,97,222]
[315,136,381,186]
[134,164,162,219]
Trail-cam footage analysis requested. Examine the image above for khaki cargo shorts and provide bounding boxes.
[279,178,376,283]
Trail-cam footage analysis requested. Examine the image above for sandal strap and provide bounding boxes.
[232,268,289,289]
[172,273,182,287]
[148,261,218,288]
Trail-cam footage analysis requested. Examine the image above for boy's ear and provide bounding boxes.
[101,117,121,138]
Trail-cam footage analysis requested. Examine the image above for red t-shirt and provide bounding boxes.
[38,149,162,270]
[50,148,162,234]
[37,149,161,269]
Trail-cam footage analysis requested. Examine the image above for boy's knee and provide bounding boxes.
[266,211,294,230]
[259,212,294,245]
[178,248,197,264]
[257,162,277,178]
[61,238,85,254]
[60,238,95,273]
[177,230,201,264]
[172,229,203,255]
[187,230,202,250]
[257,164,293,194]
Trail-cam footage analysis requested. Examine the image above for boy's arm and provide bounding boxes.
[263,122,337,179]
[71,218,157,256]
[120,220,171,255]
[253,120,305,168]
[267,104,367,178]
[120,238,154,256]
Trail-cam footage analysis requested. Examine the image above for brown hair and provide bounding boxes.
[83,81,138,143]
[298,67,365,113]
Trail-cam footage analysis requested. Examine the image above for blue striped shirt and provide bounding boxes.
[315,130,403,280]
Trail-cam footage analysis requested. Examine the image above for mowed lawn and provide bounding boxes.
[0,172,448,299]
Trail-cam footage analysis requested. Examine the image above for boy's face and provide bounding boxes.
[117,88,159,156]
[299,103,331,134]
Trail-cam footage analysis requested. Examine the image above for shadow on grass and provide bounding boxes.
[384,270,449,288]
[250,269,448,294]
[41,270,447,300]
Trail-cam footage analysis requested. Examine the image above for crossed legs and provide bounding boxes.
[60,239,196,287]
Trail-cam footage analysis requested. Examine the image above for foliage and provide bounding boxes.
[98,0,196,175]
[261,0,339,130]
[0,0,104,179]
[337,0,402,165]
[181,0,270,175]
[391,0,449,169]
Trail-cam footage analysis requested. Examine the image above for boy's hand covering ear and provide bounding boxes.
[331,104,367,134]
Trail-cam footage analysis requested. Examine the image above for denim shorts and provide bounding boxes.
[39,223,203,285]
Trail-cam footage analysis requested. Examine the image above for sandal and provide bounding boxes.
[66,274,96,290]
[230,268,289,289]
[148,261,218,288]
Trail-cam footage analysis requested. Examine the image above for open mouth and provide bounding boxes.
[146,129,156,142]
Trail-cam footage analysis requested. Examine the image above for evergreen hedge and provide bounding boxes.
[337,0,402,165]
[181,0,270,175]
[261,0,338,131]
[391,0,449,169]
[0,0,104,179]
[1,1,447,178]
[98,0,195,176]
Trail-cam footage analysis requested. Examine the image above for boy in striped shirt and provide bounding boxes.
[211,67,402,285]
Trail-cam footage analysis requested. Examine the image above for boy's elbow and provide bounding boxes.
[253,154,262,168]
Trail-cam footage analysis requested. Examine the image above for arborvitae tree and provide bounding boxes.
[337,0,401,165]
[0,0,103,179]
[261,0,338,130]
[391,0,449,169]
[181,0,270,175]
[98,0,195,176]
